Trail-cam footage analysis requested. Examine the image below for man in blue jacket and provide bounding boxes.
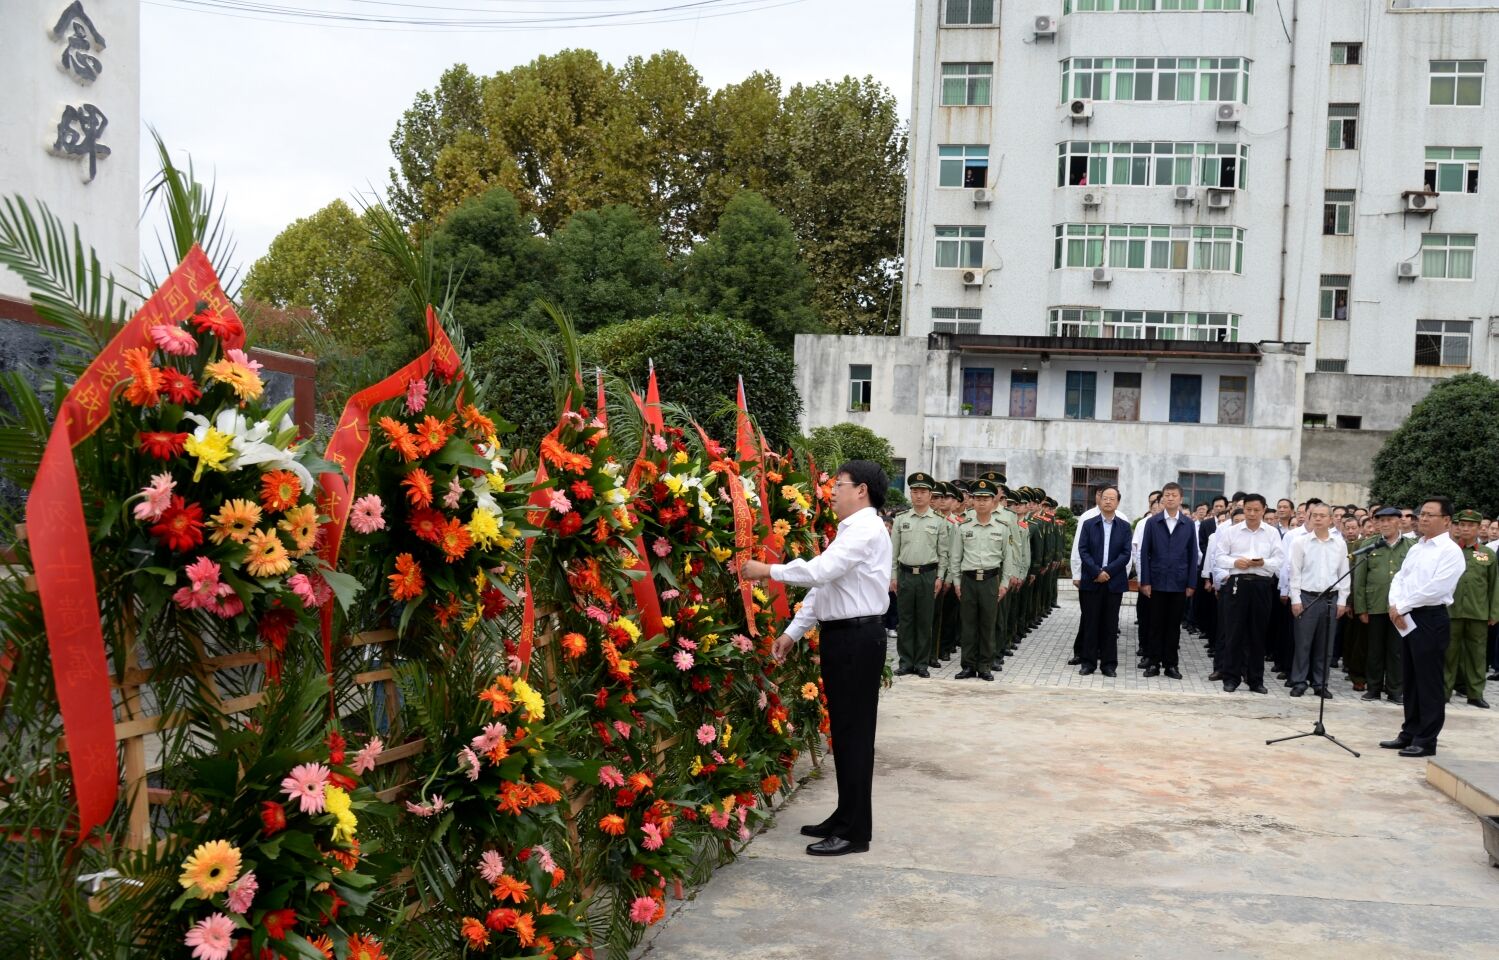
[1077,485,1131,676]
[1139,482,1200,679]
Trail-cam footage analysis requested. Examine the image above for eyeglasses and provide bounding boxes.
[831,480,860,489]
[1401,513,1415,519]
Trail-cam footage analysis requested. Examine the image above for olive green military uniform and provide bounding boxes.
[1445,518,1499,703]
[1342,536,1370,687]
[935,482,966,660]
[1353,532,1412,698]
[892,473,947,674]
[954,478,1009,677]
[1001,489,1030,660]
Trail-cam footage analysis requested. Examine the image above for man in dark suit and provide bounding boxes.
[1138,482,1200,679]
[1196,499,1222,655]
[1078,485,1131,677]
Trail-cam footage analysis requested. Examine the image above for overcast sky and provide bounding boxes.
[137,0,916,279]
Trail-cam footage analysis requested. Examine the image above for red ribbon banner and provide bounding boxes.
[736,378,791,623]
[26,245,239,842]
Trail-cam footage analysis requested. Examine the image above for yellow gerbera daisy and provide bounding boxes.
[244,528,292,578]
[178,839,242,896]
[512,678,546,723]
[210,498,263,544]
[277,503,319,556]
[324,785,358,843]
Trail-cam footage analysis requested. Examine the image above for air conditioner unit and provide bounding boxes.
[972,188,993,207]
[1216,102,1244,125]
[1396,260,1420,280]
[1092,267,1113,284]
[1034,15,1058,38]
[1206,188,1233,209]
[961,268,985,287]
[1403,191,1438,213]
[1173,184,1196,204]
[1081,189,1104,207]
[1068,98,1094,121]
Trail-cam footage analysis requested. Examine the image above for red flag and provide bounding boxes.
[736,378,790,621]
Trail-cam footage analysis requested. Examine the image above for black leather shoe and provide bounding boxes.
[1488,671,1499,681]
[954,669,976,680]
[1276,672,1288,681]
[1249,684,1269,694]
[1316,687,1333,699]
[1398,744,1435,758]
[1223,679,1240,693]
[1164,667,1182,680]
[1378,738,1411,750]
[1067,657,1083,666]
[1102,666,1117,677]
[1137,657,1151,669]
[1469,697,1490,709]
[1079,665,1095,676]
[894,667,913,676]
[806,836,869,856]
[800,820,837,837]
[1208,671,1224,682]
[978,671,994,681]
[915,668,930,679]
[1143,665,1160,677]
[1387,693,1404,704]
[1290,685,1306,697]
[1361,690,1382,701]
[928,661,942,669]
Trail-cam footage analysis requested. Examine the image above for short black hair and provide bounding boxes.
[1305,497,1324,507]
[1212,496,1228,507]
[1097,484,1120,500]
[1420,495,1453,518]
[1278,498,1295,509]
[1230,507,1245,519]
[1242,493,1267,507]
[837,460,888,509]
[1161,482,1183,495]
[1230,490,1246,502]
[1148,489,1162,503]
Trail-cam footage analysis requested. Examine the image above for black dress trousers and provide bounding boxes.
[818,618,886,844]
[1401,605,1452,750]
[1079,588,1122,670]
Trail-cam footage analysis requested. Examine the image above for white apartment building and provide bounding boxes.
[793,0,1499,511]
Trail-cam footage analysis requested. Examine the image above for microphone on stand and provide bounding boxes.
[1350,540,1385,558]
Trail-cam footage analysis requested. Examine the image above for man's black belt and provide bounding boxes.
[1410,604,1448,615]
[820,614,885,631]
[899,562,939,575]
[962,567,1002,582]
[1228,573,1274,583]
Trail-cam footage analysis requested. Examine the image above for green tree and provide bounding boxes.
[430,186,550,344]
[242,199,402,346]
[387,64,486,225]
[683,191,820,352]
[549,204,667,333]
[1370,373,1499,517]
[804,422,896,477]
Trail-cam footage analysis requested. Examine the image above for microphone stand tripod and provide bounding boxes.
[1265,548,1374,758]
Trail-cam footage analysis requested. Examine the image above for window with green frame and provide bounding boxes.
[1424,147,1479,194]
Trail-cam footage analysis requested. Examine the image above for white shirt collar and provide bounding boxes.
[837,506,878,530]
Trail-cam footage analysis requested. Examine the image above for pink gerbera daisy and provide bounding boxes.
[351,736,383,775]
[548,489,571,514]
[652,537,671,558]
[443,476,464,510]
[471,722,507,753]
[405,376,428,414]
[612,720,633,740]
[172,555,223,611]
[349,494,385,534]
[184,913,235,960]
[287,572,331,609]
[650,434,667,452]
[477,850,506,884]
[149,321,199,357]
[732,634,753,653]
[695,724,716,746]
[459,746,481,781]
[224,347,263,374]
[533,845,557,873]
[672,650,694,671]
[597,765,625,789]
[280,762,330,814]
[629,896,658,924]
[640,822,663,851]
[226,871,258,914]
[133,473,177,522]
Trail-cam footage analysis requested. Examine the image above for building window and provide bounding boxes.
[1064,371,1098,420]
[1318,275,1350,321]
[943,0,996,24]
[935,226,985,268]
[939,145,990,188]
[889,458,907,493]
[849,364,872,411]
[1335,415,1362,430]
[959,460,1006,481]
[1331,42,1362,65]
[1054,223,1244,274]
[1217,375,1247,425]
[1111,371,1142,421]
[1323,190,1354,235]
[1430,60,1484,106]
[1303,413,1328,428]
[1009,370,1038,418]
[1327,104,1358,150]
[942,62,993,106]
[1061,57,1250,104]
[962,367,995,416]
[1314,359,1347,372]
[932,306,982,334]
[1066,0,1252,9]
[1070,466,1119,514]
[1169,374,1202,423]
[1050,307,1240,342]
[1057,141,1247,189]
[1177,471,1225,509]
[1414,319,1472,367]
[1424,147,1480,194]
[1420,233,1476,280]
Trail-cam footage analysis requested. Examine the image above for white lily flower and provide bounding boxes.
[182,409,314,491]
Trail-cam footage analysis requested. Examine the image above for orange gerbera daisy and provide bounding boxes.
[478,684,512,714]
[413,414,455,457]
[528,782,562,805]
[378,416,420,462]
[178,839,242,896]
[260,469,303,512]
[437,517,473,562]
[309,935,335,960]
[388,552,424,601]
[122,347,163,407]
[560,632,587,659]
[628,772,654,793]
[461,404,495,437]
[540,434,592,474]
[209,498,262,544]
[345,934,388,960]
[278,503,319,555]
[514,912,537,948]
[402,468,434,508]
[492,874,531,904]
[244,528,293,578]
[598,813,626,836]
[204,354,265,402]
[460,917,489,949]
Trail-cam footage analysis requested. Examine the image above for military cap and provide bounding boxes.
[1044,497,1057,509]
[970,478,998,497]
[953,479,972,494]
[978,469,1008,485]
[906,471,936,490]
[1019,486,1036,502]
[1455,508,1483,524]
[999,484,1015,500]
[1373,506,1402,518]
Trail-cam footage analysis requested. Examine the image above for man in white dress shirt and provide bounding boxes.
[1287,503,1349,698]
[1379,496,1466,758]
[743,460,892,856]
[1214,494,1285,694]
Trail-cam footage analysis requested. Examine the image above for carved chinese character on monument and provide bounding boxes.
[51,1,107,83]
[52,104,112,183]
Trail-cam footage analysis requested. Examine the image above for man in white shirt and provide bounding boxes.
[1379,496,1466,758]
[1287,503,1350,697]
[1214,494,1285,694]
[745,460,893,855]
[1131,493,1163,668]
